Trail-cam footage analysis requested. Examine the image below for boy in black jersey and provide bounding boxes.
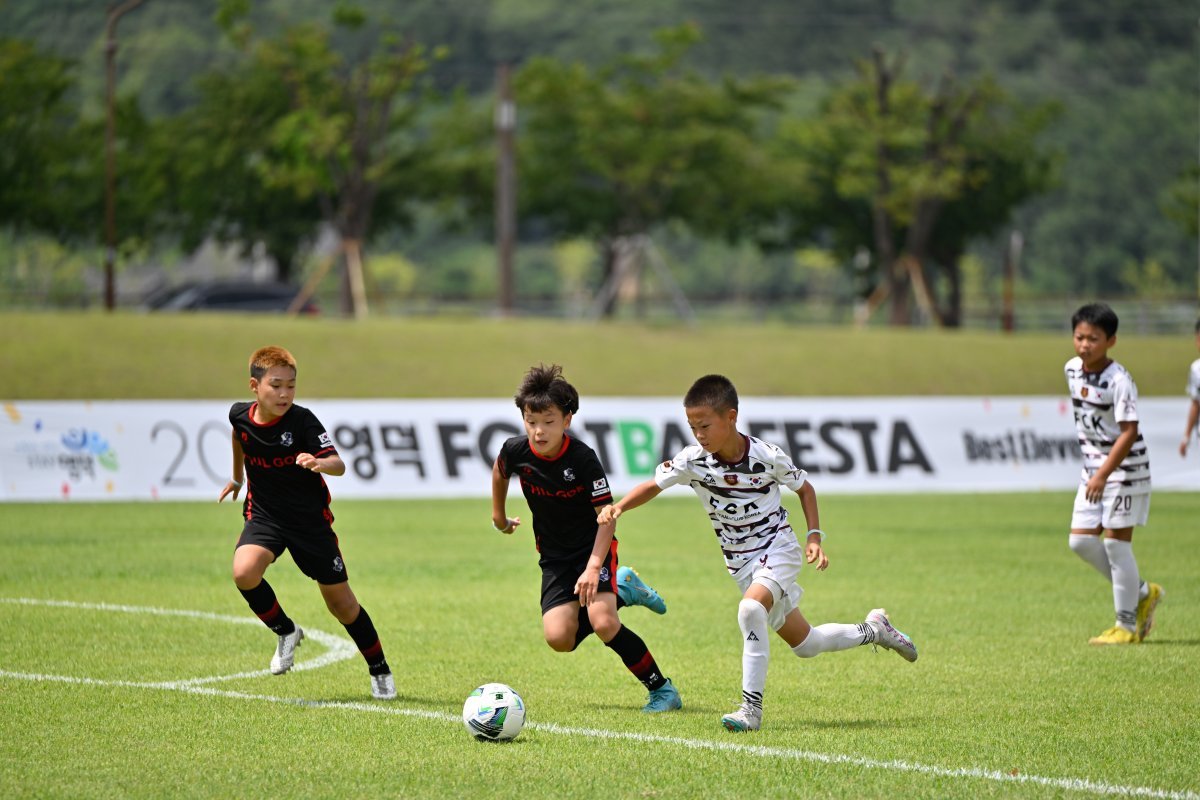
[219,346,396,699]
[491,364,681,713]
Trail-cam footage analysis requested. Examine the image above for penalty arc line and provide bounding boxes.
[1,596,1196,800]
[0,672,1195,800]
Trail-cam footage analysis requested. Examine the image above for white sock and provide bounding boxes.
[791,622,874,658]
[737,598,769,709]
[1103,538,1140,632]
[1069,534,1111,580]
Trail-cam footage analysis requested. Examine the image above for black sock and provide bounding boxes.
[238,580,295,636]
[344,606,390,676]
[604,625,667,691]
[571,606,594,650]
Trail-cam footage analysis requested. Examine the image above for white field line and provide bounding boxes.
[2,597,1197,800]
[0,596,357,686]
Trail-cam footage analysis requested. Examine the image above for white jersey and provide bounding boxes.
[1187,358,1200,401]
[1064,357,1150,494]
[654,434,809,574]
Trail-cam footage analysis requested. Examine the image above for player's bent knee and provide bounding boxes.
[545,634,575,653]
[737,597,768,632]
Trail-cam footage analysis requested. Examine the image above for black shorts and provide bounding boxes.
[539,539,618,615]
[236,519,348,585]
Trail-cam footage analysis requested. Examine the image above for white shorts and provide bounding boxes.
[1070,483,1150,530]
[730,538,805,631]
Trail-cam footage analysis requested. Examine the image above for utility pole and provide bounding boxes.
[1002,230,1022,333]
[495,63,517,316]
[104,0,149,311]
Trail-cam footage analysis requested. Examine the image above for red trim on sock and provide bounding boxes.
[256,600,281,624]
[629,651,655,678]
[360,640,383,661]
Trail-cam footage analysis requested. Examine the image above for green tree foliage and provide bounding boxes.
[512,25,795,313]
[777,50,1058,326]
[169,3,442,307]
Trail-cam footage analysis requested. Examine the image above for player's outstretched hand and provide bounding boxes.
[493,516,521,534]
[805,541,829,571]
[296,452,321,472]
[218,481,241,503]
[597,505,621,525]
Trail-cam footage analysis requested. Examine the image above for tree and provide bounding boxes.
[173,2,441,314]
[780,49,1058,326]
[513,25,794,315]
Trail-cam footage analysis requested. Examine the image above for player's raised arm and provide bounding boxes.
[598,478,663,525]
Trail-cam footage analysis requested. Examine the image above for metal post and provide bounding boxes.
[103,0,149,311]
[495,64,517,316]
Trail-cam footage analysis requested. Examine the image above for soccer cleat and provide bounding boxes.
[866,608,918,663]
[371,672,397,700]
[643,679,682,713]
[720,703,762,732]
[1135,583,1164,642]
[616,566,667,614]
[269,626,304,674]
[1089,626,1138,645]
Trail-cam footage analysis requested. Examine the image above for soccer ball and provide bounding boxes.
[462,683,526,742]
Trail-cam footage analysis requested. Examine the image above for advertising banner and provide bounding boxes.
[1,397,1197,501]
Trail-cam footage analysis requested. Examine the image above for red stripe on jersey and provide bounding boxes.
[606,539,619,591]
[530,435,571,462]
[246,403,286,427]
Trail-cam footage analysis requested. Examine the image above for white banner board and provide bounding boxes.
[2,397,1197,501]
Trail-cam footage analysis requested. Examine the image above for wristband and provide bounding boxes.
[492,520,509,532]
[807,528,825,542]
[230,479,243,488]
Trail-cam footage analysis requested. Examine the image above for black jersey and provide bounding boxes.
[229,401,339,529]
[497,434,614,561]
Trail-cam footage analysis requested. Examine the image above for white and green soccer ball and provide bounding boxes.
[462,683,526,742]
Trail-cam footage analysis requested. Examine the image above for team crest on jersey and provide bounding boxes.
[661,461,672,470]
[1081,387,1089,398]
[599,566,610,583]
[281,432,293,446]
[723,474,739,485]
[332,556,344,573]
[563,468,575,482]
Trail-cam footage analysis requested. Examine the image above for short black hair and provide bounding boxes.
[684,374,739,412]
[1071,303,1119,338]
[514,363,579,415]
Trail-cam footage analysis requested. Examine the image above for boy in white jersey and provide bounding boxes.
[1178,318,1200,458]
[1066,303,1164,645]
[597,374,916,733]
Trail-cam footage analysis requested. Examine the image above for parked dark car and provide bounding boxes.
[142,281,319,314]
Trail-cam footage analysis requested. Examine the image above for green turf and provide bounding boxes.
[3,311,1196,399]
[2,494,1196,799]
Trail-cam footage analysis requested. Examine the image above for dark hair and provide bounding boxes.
[1071,303,1119,338]
[514,363,579,415]
[684,374,739,412]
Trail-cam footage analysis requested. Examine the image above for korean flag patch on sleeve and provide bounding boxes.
[592,477,608,496]
[318,432,333,448]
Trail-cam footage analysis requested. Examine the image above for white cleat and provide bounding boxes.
[269,626,304,675]
[371,672,397,700]
[720,703,762,732]
[866,608,918,663]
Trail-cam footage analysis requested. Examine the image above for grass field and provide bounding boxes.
[3,311,1197,399]
[2,493,1198,799]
